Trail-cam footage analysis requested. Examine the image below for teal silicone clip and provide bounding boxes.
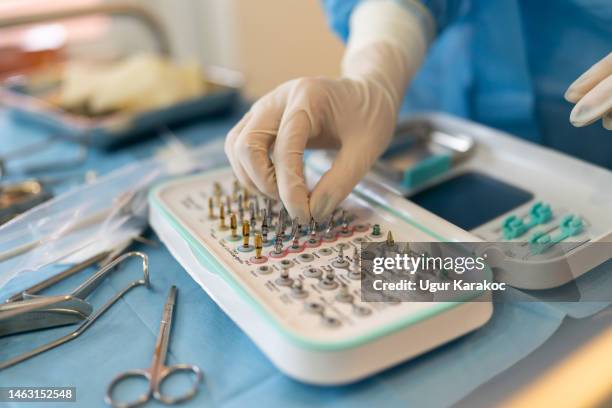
[503,202,552,240]
[401,153,452,189]
[502,215,527,240]
[527,202,553,226]
[529,214,583,255]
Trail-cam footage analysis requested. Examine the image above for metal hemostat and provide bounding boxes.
[1,239,134,336]
[0,251,151,371]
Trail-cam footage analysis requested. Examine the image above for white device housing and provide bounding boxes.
[149,166,492,385]
[308,113,612,289]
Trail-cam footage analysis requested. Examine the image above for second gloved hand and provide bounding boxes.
[565,52,612,130]
[224,63,398,222]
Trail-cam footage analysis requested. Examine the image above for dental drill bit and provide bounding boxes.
[291,217,300,239]
[341,213,349,234]
[232,179,240,201]
[291,235,300,250]
[266,198,273,220]
[213,181,222,196]
[274,235,283,254]
[255,196,261,220]
[230,213,238,239]
[219,203,226,229]
[213,182,223,206]
[386,231,395,247]
[208,197,214,219]
[325,209,339,238]
[309,217,317,237]
[277,211,284,238]
[238,194,244,222]
[261,213,269,244]
[243,188,249,207]
[226,196,232,213]
[242,220,251,248]
[249,203,256,230]
[290,218,301,250]
[255,233,263,259]
[349,248,362,280]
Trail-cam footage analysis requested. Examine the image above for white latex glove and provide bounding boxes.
[225,0,431,222]
[565,52,612,130]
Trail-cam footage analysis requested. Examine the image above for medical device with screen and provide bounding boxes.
[150,113,612,385]
[409,172,533,230]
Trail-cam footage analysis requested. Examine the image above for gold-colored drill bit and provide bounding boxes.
[255,233,263,258]
[242,220,250,248]
[219,203,226,229]
[208,197,214,219]
[386,231,395,247]
[230,213,237,238]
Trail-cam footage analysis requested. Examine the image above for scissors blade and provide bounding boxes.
[151,285,177,371]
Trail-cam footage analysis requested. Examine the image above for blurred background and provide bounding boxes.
[0,0,346,223]
[0,0,345,99]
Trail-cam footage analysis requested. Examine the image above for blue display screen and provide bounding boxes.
[407,172,533,231]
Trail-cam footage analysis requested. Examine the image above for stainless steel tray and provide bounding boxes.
[0,3,243,148]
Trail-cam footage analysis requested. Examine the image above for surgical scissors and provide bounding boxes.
[105,286,202,408]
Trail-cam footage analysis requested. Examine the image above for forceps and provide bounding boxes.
[1,238,134,336]
[105,286,202,408]
[0,251,150,370]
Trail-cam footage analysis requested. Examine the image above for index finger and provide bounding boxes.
[565,52,612,103]
[272,109,312,222]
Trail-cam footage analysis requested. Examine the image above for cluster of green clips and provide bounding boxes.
[502,202,553,240]
[529,214,583,255]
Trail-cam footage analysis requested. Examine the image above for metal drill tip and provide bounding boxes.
[261,210,268,228]
[325,211,337,234]
[291,217,300,237]
[274,236,283,254]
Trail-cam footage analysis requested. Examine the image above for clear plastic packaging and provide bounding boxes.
[0,137,227,288]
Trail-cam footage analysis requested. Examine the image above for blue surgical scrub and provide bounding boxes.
[322,0,612,169]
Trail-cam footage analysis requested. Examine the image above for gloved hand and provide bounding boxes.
[225,0,430,222]
[565,52,611,130]
[225,46,400,223]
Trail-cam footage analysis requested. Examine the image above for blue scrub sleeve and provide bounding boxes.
[321,0,465,42]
